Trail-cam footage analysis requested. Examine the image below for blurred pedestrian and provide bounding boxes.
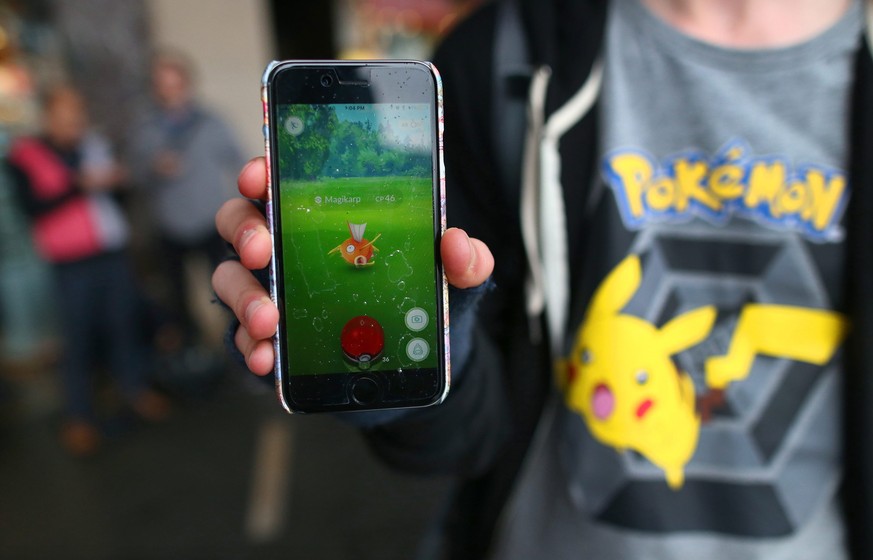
[7,85,169,456]
[129,48,244,350]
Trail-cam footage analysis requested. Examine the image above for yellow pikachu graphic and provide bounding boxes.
[561,255,716,489]
[561,254,849,490]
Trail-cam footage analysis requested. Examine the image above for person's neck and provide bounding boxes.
[640,0,855,48]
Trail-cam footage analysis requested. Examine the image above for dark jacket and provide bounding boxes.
[363,1,873,558]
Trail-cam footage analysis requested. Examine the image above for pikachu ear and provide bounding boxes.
[587,255,642,319]
[659,305,717,356]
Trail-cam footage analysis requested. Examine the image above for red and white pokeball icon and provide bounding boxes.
[340,315,384,370]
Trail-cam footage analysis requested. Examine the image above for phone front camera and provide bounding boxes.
[320,74,334,87]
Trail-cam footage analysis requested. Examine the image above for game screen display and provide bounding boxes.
[274,102,440,376]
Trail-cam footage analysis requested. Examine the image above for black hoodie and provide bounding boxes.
[362,1,873,558]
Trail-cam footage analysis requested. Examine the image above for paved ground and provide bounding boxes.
[0,362,451,560]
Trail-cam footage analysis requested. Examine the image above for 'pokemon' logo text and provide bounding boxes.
[602,141,848,242]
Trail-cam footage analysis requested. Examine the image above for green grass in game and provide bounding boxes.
[280,175,439,375]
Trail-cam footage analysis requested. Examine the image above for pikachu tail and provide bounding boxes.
[705,304,848,390]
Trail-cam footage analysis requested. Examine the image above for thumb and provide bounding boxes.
[441,228,494,289]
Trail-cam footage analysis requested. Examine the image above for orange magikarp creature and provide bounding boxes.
[328,222,381,267]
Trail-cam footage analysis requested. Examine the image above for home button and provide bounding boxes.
[350,376,380,406]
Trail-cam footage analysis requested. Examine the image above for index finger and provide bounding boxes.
[238,157,268,200]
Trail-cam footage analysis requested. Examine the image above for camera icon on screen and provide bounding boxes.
[404,308,429,332]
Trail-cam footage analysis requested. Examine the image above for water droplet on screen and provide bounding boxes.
[397,297,414,313]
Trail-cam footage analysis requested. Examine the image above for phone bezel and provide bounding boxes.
[263,60,449,414]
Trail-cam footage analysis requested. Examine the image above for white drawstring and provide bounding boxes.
[521,61,604,357]
[521,66,552,344]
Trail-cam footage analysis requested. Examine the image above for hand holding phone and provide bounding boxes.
[263,60,449,413]
[213,185,494,376]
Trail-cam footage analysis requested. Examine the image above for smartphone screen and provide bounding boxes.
[264,61,448,413]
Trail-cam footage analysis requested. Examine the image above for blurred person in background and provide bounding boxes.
[129,48,244,352]
[6,85,169,456]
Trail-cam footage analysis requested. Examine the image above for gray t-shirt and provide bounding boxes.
[492,1,861,559]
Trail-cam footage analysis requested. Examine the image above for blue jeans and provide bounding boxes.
[54,251,148,420]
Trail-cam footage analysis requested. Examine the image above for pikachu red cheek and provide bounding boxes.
[635,398,654,420]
